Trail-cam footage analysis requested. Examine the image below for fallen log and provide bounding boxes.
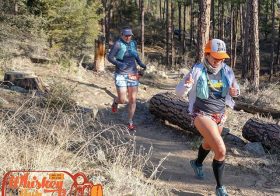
[149,92,245,145]
[30,55,51,64]
[242,118,280,149]
[234,99,280,118]
[149,92,196,134]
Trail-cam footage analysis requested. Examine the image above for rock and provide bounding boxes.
[224,133,246,146]
[221,127,230,136]
[244,142,266,156]
[10,86,28,93]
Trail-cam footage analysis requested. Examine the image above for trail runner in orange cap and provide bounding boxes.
[176,39,240,196]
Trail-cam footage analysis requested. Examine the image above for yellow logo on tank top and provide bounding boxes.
[211,81,223,88]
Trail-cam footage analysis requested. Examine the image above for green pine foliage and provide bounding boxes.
[43,0,102,57]
[1,0,102,61]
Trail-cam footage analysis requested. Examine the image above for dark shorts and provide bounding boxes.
[115,73,139,88]
[191,109,227,127]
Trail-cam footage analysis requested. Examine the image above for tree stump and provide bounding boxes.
[94,36,105,72]
[4,71,49,93]
[242,118,280,149]
[149,92,198,134]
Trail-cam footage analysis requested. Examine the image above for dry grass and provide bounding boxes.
[239,79,280,110]
[0,88,168,195]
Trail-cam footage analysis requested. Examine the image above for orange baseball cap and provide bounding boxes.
[205,39,230,59]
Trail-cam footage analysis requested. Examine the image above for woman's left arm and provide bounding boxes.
[229,70,240,97]
[131,41,146,69]
[135,55,146,69]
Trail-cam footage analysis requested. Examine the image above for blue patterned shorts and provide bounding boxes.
[115,73,139,88]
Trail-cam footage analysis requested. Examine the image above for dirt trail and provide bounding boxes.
[67,69,279,196]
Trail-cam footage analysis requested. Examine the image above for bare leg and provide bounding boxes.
[194,115,227,191]
[194,116,226,161]
[115,87,128,104]
[127,86,138,122]
[202,125,224,150]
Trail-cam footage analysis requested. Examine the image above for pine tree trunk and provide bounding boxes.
[276,20,280,66]
[221,1,225,40]
[242,118,280,150]
[269,0,275,81]
[264,0,269,40]
[119,0,123,24]
[211,0,215,38]
[159,0,162,20]
[240,4,244,67]
[178,1,182,41]
[103,0,112,45]
[166,0,171,66]
[197,0,211,62]
[190,0,194,48]
[163,0,165,21]
[230,3,234,67]
[242,1,251,79]
[218,0,225,40]
[250,0,260,91]
[171,0,175,67]
[233,8,238,68]
[141,0,145,60]
[183,3,187,54]
[218,0,221,38]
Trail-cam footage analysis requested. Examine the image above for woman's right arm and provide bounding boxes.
[107,42,126,68]
[175,72,194,97]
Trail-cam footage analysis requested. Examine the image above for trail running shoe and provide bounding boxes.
[190,159,204,180]
[216,186,228,196]
[128,124,136,131]
[111,100,118,113]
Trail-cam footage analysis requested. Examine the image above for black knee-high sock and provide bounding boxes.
[212,159,225,188]
[195,144,210,166]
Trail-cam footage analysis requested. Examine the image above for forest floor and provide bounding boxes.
[2,61,278,196]
[77,66,280,196]
[1,14,280,194]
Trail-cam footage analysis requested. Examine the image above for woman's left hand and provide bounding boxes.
[229,83,239,97]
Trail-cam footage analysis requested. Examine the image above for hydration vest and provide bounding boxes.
[115,39,138,60]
